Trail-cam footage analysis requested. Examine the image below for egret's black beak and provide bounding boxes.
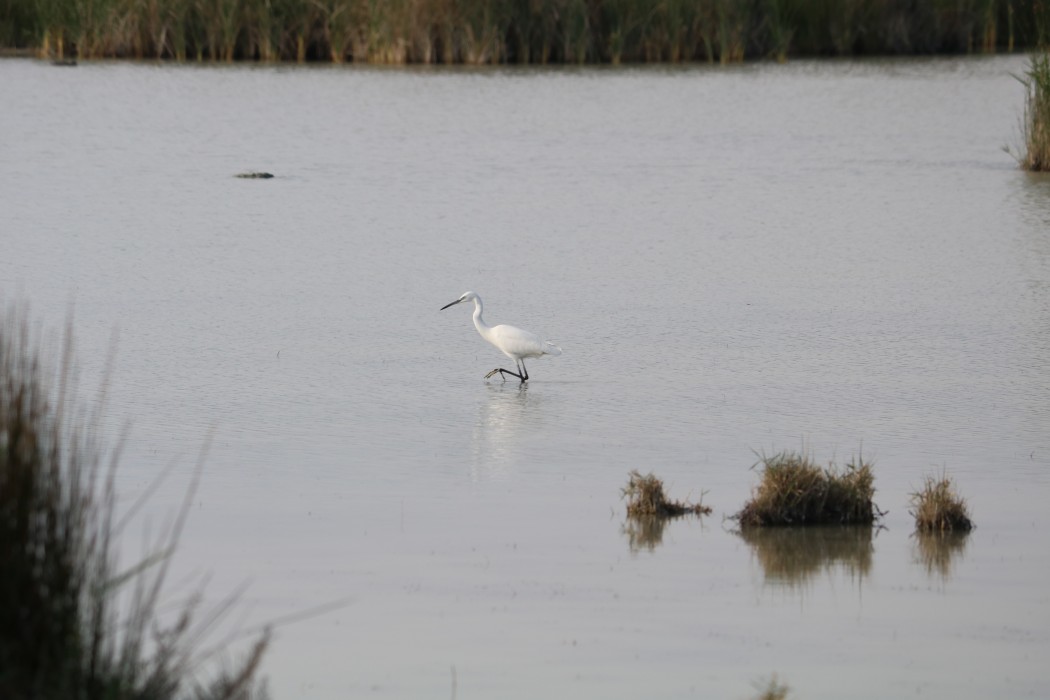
[440,299,462,311]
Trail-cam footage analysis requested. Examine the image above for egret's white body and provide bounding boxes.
[441,291,561,382]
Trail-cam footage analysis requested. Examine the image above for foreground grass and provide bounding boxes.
[0,307,268,700]
[1020,51,1050,170]
[2,0,1049,63]
[735,451,880,526]
[910,473,974,532]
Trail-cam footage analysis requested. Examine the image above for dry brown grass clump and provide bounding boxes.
[622,470,711,517]
[735,451,880,526]
[910,474,974,532]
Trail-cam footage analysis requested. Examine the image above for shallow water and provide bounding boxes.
[2,56,1049,698]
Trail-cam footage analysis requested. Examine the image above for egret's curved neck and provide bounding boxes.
[471,297,493,339]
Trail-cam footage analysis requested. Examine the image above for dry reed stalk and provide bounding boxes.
[1021,51,1050,171]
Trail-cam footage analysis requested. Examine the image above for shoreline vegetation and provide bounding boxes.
[1,0,1048,64]
[1020,50,1050,170]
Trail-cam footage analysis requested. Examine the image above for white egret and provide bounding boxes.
[440,291,561,382]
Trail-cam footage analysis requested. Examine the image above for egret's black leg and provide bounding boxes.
[518,359,529,381]
[484,367,525,382]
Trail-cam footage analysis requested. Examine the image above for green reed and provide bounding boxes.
[2,0,1047,62]
[1020,50,1050,171]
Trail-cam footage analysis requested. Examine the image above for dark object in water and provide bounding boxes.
[51,58,77,66]
[235,172,275,179]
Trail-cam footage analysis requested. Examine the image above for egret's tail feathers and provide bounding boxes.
[543,341,562,356]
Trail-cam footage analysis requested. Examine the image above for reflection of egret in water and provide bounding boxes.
[469,383,545,481]
[737,526,874,589]
[912,531,970,580]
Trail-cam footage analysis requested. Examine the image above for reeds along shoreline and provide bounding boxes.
[1021,51,1050,170]
[1,0,1048,63]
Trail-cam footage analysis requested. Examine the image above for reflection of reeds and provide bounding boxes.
[912,530,970,579]
[0,307,268,699]
[737,525,874,587]
[5,0,1048,62]
[621,514,669,552]
[735,450,880,526]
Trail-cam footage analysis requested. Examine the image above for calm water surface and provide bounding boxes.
[2,56,1049,698]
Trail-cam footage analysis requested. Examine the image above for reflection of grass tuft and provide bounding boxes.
[621,514,670,552]
[910,473,973,532]
[735,450,880,526]
[0,307,269,700]
[622,470,711,517]
[913,530,970,579]
[737,525,874,587]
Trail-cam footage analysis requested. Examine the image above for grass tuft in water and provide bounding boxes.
[621,470,711,517]
[0,304,269,700]
[752,674,791,700]
[734,450,881,526]
[909,473,974,532]
[1020,51,1050,171]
